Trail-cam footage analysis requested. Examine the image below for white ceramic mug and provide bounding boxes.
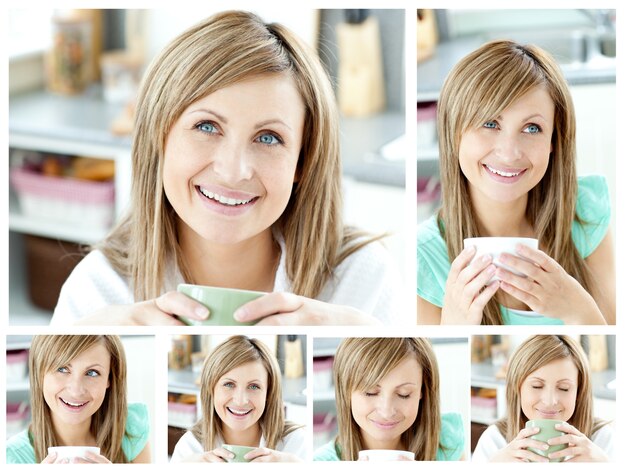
[463,237,539,284]
[48,446,100,462]
[358,449,415,461]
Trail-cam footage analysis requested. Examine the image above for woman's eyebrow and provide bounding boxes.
[187,108,228,123]
[254,119,292,131]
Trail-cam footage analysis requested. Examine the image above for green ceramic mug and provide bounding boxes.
[525,419,567,462]
[222,444,257,463]
[177,284,265,326]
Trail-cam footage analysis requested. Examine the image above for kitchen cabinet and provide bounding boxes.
[9,89,132,325]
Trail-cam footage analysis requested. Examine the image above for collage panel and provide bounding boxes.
[8,8,407,328]
[167,334,307,463]
[416,9,616,325]
[5,334,156,464]
[313,336,469,461]
[470,334,615,462]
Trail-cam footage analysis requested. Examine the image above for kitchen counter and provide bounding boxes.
[9,89,405,187]
[418,35,616,101]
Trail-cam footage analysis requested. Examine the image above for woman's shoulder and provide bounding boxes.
[278,425,307,458]
[6,430,36,464]
[417,216,448,307]
[471,424,506,462]
[170,430,203,463]
[573,175,611,258]
[313,439,341,461]
[122,403,150,461]
[437,412,465,461]
[52,249,133,324]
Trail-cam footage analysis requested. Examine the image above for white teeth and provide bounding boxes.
[61,398,86,407]
[199,187,253,206]
[228,408,251,416]
[485,164,522,178]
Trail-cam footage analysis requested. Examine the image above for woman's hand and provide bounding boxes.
[233,293,381,326]
[489,426,550,463]
[179,448,233,463]
[441,246,500,324]
[74,291,210,326]
[546,422,610,462]
[244,447,302,462]
[497,245,606,325]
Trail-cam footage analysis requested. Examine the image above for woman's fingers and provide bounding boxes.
[155,291,210,322]
[234,292,300,322]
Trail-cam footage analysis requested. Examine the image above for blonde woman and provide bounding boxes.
[170,335,305,462]
[52,10,401,327]
[417,39,614,325]
[473,335,613,462]
[6,335,150,464]
[314,337,464,461]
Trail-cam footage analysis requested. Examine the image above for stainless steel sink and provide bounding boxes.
[485,28,615,66]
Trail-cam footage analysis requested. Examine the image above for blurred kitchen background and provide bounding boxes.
[167,335,307,460]
[8,8,406,325]
[470,334,615,456]
[416,9,616,232]
[6,335,156,460]
[312,337,469,456]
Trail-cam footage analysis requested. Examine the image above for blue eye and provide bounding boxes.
[223,382,235,389]
[257,133,281,145]
[196,121,218,134]
[57,366,69,373]
[86,370,100,378]
[483,121,498,129]
[524,124,542,134]
[248,383,261,391]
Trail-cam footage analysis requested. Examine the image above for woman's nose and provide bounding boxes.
[494,132,523,161]
[211,140,253,183]
[66,375,87,394]
[376,395,397,418]
[541,388,558,406]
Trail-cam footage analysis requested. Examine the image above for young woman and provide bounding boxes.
[314,337,464,461]
[417,39,614,325]
[6,335,150,464]
[52,10,401,327]
[473,335,613,462]
[170,335,305,462]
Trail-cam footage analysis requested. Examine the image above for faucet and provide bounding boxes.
[578,9,615,34]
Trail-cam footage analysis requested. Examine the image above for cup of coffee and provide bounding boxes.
[177,284,265,326]
[48,446,100,462]
[222,444,257,463]
[358,449,415,461]
[463,237,539,284]
[525,419,567,462]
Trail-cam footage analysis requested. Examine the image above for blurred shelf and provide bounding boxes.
[6,337,32,350]
[417,145,439,162]
[9,266,53,326]
[9,191,107,245]
[470,416,494,426]
[313,390,335,402]
[168,368,199,395]
[6,379,30,392]
[168,419,194,430]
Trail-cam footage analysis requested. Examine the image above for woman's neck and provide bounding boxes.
[471,191,534,237]
[361,433,403,451]
[51,416,95,446]
[179,226,280,292]
[221,423,262,447]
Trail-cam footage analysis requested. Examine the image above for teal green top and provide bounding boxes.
[6,403,150,464]
[417,175,610,325]
[313,412,465,461]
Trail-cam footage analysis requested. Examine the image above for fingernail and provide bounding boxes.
[233,308,246,321]
[516,244,526,253]
[486,264,496,274]
[481,254,491,262]
[195,306,209,319]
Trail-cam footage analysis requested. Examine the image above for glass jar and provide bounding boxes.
[47,16,92,94]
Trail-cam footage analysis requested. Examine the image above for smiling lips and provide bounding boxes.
[483,163,526,178]
[59,397,89,412]
[198,186,256,206]
[227,407,253,419]
[371,419,401,430]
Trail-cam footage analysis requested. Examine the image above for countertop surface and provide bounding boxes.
[9,88,405,187]
[418,35,616,101]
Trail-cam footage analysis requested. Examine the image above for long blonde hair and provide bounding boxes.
[437,40,593,324]
[496,335,607,441]
[191,335,301,449]
[98,10,376,300]
[28,335,129,463]
[333,337,441,460]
